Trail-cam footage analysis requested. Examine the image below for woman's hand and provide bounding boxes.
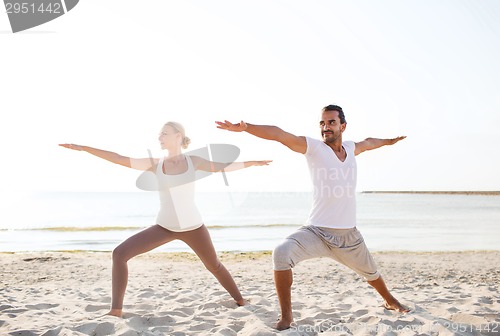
[249,160,272,167]
[59,143,84,151]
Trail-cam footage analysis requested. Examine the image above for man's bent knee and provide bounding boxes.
[272,240,296,271]
[365,272,381,282]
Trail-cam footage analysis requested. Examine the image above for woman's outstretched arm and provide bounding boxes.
[59,144,157,171]
[190,155,271,173]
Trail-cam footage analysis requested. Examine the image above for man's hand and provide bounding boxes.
[387,136,407,145]
[355,136,407,155]
[215,120,248,132]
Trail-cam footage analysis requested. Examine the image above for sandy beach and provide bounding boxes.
[1,251,499,335]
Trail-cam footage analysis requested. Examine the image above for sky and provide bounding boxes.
[1,0,500,193]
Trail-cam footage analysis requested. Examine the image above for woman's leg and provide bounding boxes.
[108,225,176,316]
[180,225,244,306]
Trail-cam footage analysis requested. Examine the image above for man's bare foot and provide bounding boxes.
[105,309,123,318]
[236,298,246,306]
[383,300,410,313]
[274,318,293,331]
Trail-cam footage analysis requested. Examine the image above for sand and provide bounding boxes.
[1,251,499,335]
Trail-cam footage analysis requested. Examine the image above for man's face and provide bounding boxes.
[319,110,346,143]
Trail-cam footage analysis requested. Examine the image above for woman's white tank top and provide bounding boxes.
[155,155,203,232]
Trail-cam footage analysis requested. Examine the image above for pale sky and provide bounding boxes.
[1,0,500,193]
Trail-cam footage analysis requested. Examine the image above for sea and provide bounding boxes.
[0,192,499,253]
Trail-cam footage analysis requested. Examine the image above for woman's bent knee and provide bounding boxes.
[204,259,224,274]
[112,245,131,263]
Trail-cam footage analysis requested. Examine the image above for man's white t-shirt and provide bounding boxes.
[304,137,357,229]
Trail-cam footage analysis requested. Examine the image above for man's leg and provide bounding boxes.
[272,227,330,330]
[324,227,409,313]
[368,276,409,312]
[274,269,293,331]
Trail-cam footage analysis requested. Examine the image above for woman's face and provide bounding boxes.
[158,125,180,150]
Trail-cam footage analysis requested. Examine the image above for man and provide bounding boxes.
[216,104,409,330]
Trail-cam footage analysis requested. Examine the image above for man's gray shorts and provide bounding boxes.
[273,225,380,281]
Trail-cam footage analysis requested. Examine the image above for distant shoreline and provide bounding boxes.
[362,191,500,195]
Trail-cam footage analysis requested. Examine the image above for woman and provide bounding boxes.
[59,121,271,317]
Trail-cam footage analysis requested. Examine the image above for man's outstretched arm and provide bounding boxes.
[216,120,307,154]
[354,136,406,156]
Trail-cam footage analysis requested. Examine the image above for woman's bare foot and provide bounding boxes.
[383,300,410,313]
[235,298,246,306]
[105,309,123,318]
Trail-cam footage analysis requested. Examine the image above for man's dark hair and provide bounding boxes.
[322,105,347,124]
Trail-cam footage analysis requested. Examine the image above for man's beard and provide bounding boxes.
[322,131,339,143]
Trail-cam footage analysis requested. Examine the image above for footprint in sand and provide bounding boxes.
[189,321,217,331]
[226,321,245,333]
[162,307,194,317]
[3,308,29,314]
[227,310,250,318]
[198,302,220,310]
[219,299,240,308]
[137,290,155,298]
[39,326,63,336]
[73,322,115,335]
[5,329,38,336]
[84,304,109,312]
[25,303,59,310]
[127,315,176,329]
[197,311,218,317]
[352,309,369,317]
[313,311,341,320]
[0,304,14,311]
[335,303,352,310]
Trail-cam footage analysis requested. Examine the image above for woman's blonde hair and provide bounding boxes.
[164,121,191,149]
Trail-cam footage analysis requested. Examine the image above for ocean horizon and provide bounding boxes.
[1,191,499,253]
